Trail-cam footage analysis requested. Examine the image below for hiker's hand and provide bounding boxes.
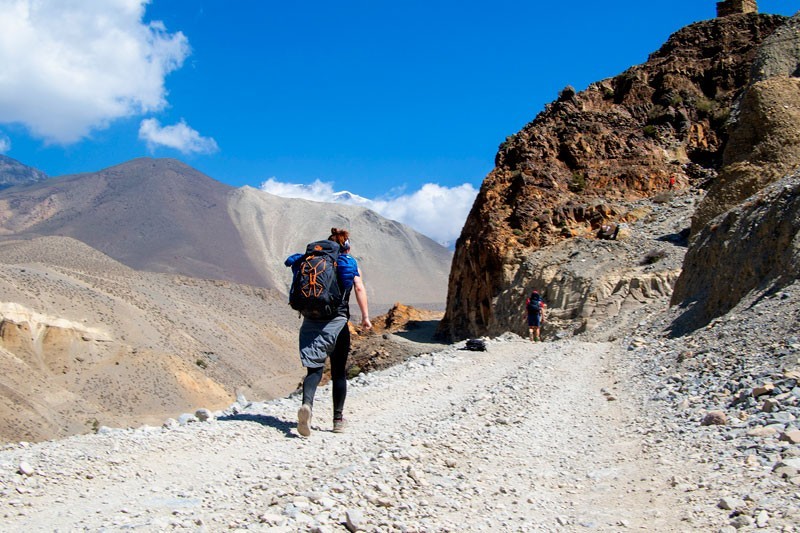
[361,317,372,330]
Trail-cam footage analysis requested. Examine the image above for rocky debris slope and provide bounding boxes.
[441,13,787,340]
[615,276,800,531]
[347,303,446,375]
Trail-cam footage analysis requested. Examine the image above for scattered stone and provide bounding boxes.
[17,462,33,477]
[780,429,800,444]
[702,410,728,426]
[195,409,214,422]
[177,414,198,425]
[345,508,364,532]
[746,426,777,438]
[753,383,775,398]
[717,496,743,511]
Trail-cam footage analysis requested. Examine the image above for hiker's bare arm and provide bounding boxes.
[354,273,371,330]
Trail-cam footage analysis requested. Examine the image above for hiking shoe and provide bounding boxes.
[297,404,312,437]
[332,418,347,433]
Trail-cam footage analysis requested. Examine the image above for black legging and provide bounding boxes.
[302,325,350,420]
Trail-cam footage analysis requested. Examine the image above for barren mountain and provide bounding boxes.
[0,155,47,190]
[0,158,265,286]
[227,186,452,311]
[0,158,452,313]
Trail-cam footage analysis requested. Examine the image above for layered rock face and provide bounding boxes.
[440,13,786,340]
[672,13,800,326]
[672,172,800,329]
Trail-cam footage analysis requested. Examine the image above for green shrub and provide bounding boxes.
[643,125,658,139]
[695,97,714,115]
[569,172,586,193]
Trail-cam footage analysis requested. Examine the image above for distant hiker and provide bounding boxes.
[525,290,546,342]
[669,175,676,190]
[597,223,619,240]
[284,227,371,437]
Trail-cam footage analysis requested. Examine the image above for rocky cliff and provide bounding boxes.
[671,13,800,326]
[440,13,786,340]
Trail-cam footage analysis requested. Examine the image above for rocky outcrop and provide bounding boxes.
[673,13,800,326]
[689,76,800,232]
[441,13,786,340]
[691,13,800,232]
[672,172,800,328]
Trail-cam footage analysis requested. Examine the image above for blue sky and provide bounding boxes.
[0,1,796,245]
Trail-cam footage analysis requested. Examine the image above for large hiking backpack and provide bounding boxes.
[289,240,342,319]
[526,297,543,316]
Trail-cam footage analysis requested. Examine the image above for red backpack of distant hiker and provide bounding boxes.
[288,240,343,320]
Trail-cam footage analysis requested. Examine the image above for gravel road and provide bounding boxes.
[0,335,734,532]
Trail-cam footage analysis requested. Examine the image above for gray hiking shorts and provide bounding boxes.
[298,315,348,368]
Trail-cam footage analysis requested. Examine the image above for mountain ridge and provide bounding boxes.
[0,154,48,190]
[0,157,452,312]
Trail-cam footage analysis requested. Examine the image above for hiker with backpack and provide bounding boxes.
[284,227,371,436]
[526,290,546,342]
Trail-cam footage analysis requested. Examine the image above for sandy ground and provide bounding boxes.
[0,336,724,532]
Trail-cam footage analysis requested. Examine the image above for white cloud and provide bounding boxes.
[259,178,477,247]
[0,0,190,144]
[260,178,337,201]
[0,134,10,153]
[139,118,218,154]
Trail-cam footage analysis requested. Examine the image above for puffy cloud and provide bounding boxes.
[138,118,219,154]
[260,178,477,247]
[370,183,477,247]
[260,178,337,201]
[0,134,10,153]
[0,0,190,144]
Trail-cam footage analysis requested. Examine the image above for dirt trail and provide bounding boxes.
[0,338,706,531]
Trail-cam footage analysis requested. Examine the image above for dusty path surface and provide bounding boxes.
[0,337,721,531]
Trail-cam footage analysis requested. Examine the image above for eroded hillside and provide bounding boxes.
[0,237,301,442]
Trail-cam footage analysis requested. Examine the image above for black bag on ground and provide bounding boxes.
[289,240,342,319]
[465,338,487,351]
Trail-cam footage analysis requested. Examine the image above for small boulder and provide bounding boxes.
[702,410,728,426]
